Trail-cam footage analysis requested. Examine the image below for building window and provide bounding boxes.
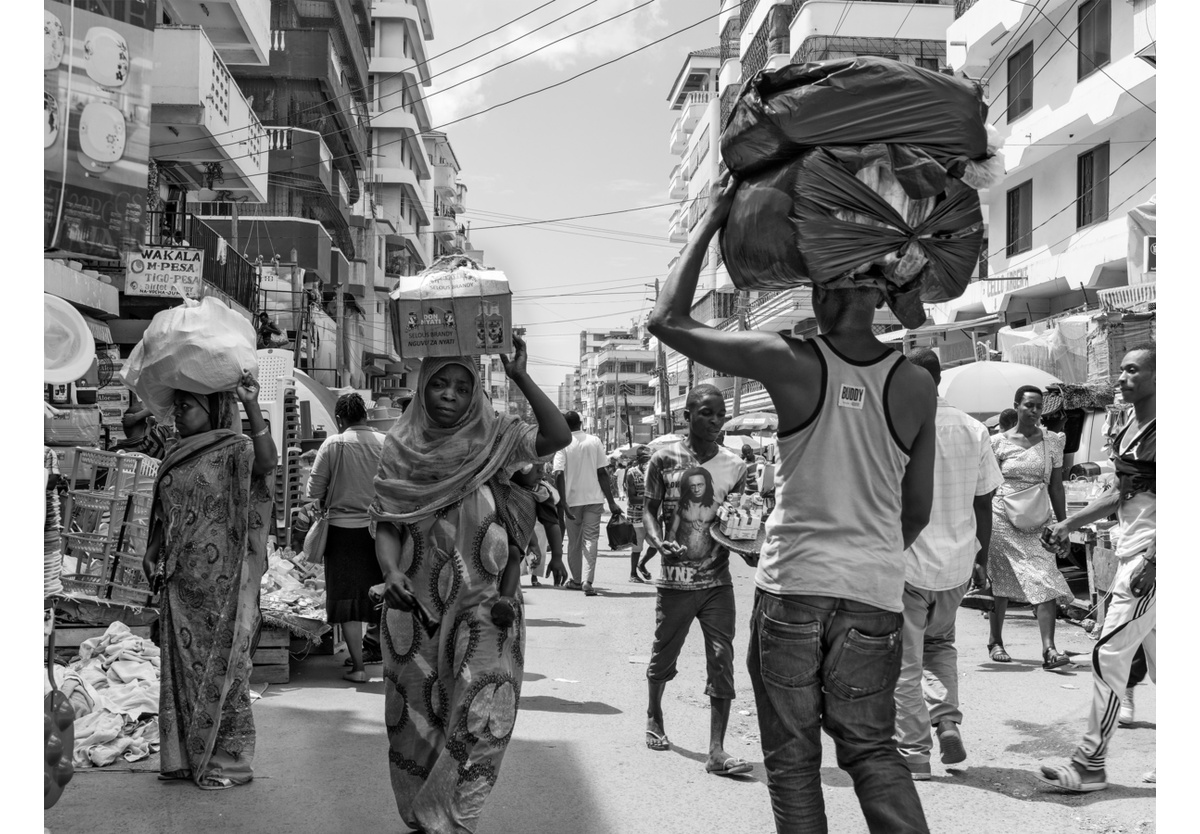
[1005,180,1033,257]
[916,56,939,72]
[1076,142,1110,228]
[1007,42,1033,122]
[1078,0,1111,80]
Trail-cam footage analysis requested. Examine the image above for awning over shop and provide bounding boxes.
[880,314,1001,344]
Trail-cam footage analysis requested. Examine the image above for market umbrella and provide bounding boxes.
[723,411,778,434]
[938,362,1062,418]
[648,432,685,449]
[722,434,768,453]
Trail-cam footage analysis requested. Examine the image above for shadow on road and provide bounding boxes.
[519,695,622,715]
[936,765,1157,804]
[525,618,585,628]
[482,738,614,833]
[665,740,765,784]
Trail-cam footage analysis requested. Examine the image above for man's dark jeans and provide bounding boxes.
[747,589,929,834]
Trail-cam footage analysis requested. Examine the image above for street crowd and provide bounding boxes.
[138,175,1155,834]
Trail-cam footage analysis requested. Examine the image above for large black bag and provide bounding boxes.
[721,56,989,193]
[606,514,636,550]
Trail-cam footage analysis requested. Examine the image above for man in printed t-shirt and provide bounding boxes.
[642,384,752,777]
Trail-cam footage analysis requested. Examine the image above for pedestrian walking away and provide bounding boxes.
[624,444,653,582]
[893,350,1002,780]
[553,411,623,596]
[641,385,750,776]
[369,338,571,834]
[984,386,1072,669]
[1039,344,1156,793]
[649,171,937,834]
[143,373,277,791]
[306,393,387,682]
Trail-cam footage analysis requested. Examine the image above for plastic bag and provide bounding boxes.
[721,57,990,195]
[606,514,636,550]
[121,296,258,422]
[719,147,984,309]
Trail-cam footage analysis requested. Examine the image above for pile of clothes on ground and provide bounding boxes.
[261,546,327,625]
[45,622,160,768]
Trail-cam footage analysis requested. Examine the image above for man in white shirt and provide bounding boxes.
[894,350,1002,779]
[553,411,622,596]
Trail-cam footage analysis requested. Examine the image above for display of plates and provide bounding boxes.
[84,26,129,88]
[44,92,59,149]
[78,101,125,163]
[45,11,65,72]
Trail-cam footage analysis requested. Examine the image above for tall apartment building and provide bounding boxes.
[928,0,1156,357]
[655,0,952,422]
[574,328,655,446]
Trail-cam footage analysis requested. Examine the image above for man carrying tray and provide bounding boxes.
[649,173,937,833]
[641,384,751,778]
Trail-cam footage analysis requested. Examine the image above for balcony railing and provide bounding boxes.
[955,0,980,18]
[742,1,797,82]
[1098,281,1156,312]
[146,211,259,312]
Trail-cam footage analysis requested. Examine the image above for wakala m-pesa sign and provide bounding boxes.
[126,246,204,298]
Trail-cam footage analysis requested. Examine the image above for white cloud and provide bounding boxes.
[425,0,669,124]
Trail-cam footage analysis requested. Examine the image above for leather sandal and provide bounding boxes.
[1042,647,1070,670]
[988,643,1012,663]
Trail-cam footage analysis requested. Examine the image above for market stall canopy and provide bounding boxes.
[722,434,768,453]
[648,432,686,449]
[723,411,778,434]
[879,314,1000,344]
[938,361,1062,418]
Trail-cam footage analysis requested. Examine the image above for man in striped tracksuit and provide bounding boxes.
[1039,344,1157,792]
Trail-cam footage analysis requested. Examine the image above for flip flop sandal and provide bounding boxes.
[157,772,191,782]
[645,730,670,751]
[343,670,369,683]
[1042,648,1071,670]
[198,775,238,791]
[707,757,754,777]
[988,643,1012,663]
[1037,763,1107,793]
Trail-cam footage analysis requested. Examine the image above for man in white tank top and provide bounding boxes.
[649,173,938,834]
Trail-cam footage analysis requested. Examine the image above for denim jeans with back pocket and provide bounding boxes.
[747,590,929,834]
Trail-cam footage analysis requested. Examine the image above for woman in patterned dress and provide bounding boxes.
[370,338,570,834]
[986,385,1071,669]
[143,373,276,790]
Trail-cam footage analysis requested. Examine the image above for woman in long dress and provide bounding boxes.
[143,373,276,789]
[371,338,570,834]
[986,385,1071,669]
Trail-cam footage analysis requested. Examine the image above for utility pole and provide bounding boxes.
[731,290,749,417]
[654,277,672,435]
[334,279,345,388]
[613,353,621,449]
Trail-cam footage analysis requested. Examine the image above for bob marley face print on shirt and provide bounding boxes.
[645,443,746,590]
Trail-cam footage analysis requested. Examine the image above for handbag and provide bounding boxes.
[1001,437,1055,532]
[303,442,345,565]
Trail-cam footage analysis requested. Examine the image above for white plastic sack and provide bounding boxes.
[120,297,258,422]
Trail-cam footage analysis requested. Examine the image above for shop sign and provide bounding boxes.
[44,1,154,259]
[125,246,204,297]
[1145,236,1156,273]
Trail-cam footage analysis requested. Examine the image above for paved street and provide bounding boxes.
[50,540,1156,834]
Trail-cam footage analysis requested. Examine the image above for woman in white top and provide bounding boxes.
[307,393,387,682]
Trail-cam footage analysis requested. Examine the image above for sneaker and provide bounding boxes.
[564,580,583,591]
[582,582,597,596]
[1118,688,1136,726]
[629,574,644,583]
[908,761,932,781]
[936,720,967,765]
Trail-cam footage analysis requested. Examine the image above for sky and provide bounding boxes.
[419,0,720,397]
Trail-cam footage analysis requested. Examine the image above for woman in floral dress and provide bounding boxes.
[370,338,570,834]
[986,386,1071,670]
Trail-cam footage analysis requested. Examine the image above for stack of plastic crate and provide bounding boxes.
[59,450,157,605]
[248,349,301,544]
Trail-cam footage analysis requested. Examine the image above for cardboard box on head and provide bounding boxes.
[391,255,512,358]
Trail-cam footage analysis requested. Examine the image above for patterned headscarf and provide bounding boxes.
[371,356,534,524]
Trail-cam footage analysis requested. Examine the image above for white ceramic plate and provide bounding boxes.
[45,11,65,72]
[44,92,59,149]
[78,101,125,163]
[84,26,129,88]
